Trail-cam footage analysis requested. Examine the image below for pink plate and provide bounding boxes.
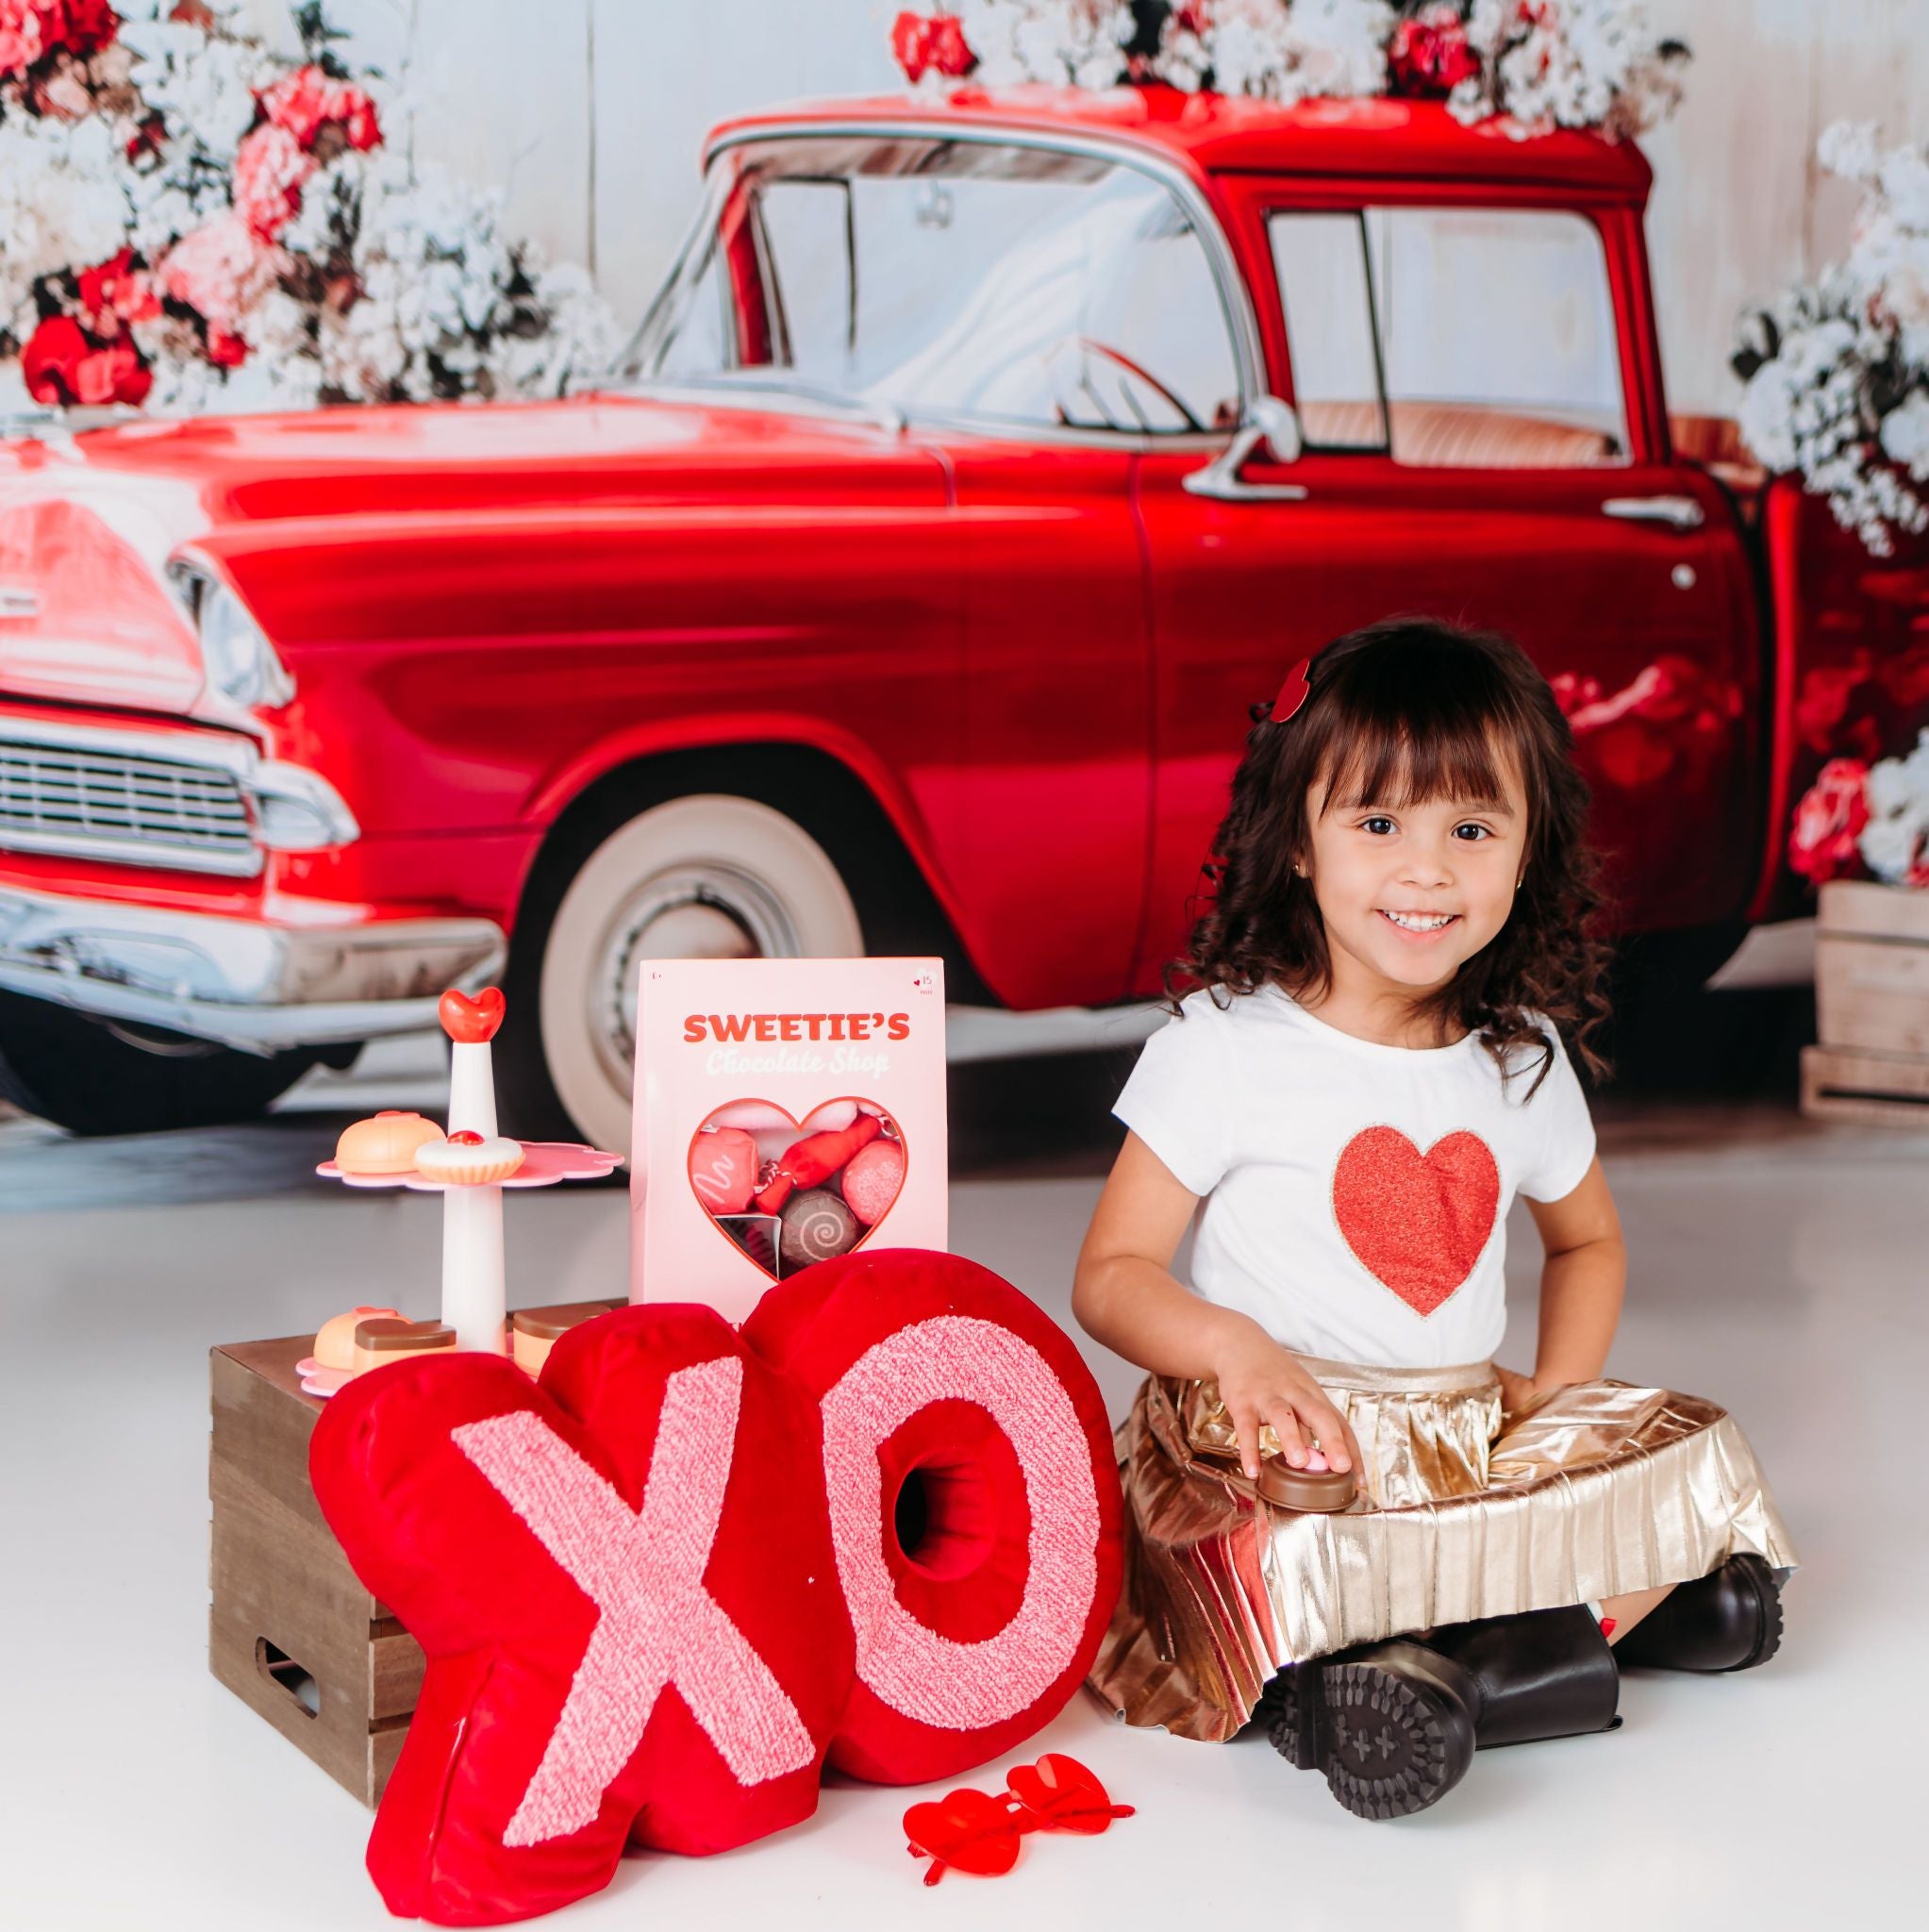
[317,1141,623,1191]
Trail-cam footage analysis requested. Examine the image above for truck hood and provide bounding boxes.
[0,391,945,718]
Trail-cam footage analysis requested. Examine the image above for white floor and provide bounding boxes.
[1,1079,1922,1931]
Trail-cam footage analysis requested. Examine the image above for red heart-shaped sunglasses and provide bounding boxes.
[903,1753,1134,1886]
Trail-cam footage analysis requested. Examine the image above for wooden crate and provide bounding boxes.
[1815,880,1929,1058]
[209,1303,624,1804]
[208,1335,423,1806]
[1801,1044,1929,1125]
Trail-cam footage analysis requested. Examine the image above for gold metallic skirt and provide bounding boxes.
[1089,1357,1798,1742]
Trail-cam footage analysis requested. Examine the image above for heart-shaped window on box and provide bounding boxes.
[688,1098,906,1280]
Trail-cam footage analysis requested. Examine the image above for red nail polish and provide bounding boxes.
[1600,1617,1617,1639]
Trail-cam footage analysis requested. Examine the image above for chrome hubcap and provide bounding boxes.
[590,863,801,1093]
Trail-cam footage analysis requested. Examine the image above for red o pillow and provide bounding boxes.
[741,1247,1122,1786]
[310,1305,853,1924]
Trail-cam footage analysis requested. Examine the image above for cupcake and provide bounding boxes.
[335,1110,446,1174]
[416,1128,524,1184]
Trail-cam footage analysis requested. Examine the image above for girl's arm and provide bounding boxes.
[1509,1156,1626,1407]
[1073,1131,1362,1481]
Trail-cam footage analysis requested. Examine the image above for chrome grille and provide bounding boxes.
[0,737,259,876]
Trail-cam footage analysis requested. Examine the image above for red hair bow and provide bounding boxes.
[1272,654,1313,723]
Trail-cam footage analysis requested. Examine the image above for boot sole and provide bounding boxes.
[1260,1658,1475,1819]
[1728,1553,1784,1672]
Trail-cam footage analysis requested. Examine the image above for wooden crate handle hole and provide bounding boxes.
[255,1638,321,1719]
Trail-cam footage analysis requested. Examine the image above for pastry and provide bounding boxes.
[840,1137,905,1226]
[334,1110,446,1174]
[296,1304,404,1395]
[416,1129,524,1185]
[778,1188,859,1272]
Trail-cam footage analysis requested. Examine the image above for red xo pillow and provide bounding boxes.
[310,1250,1121,1924]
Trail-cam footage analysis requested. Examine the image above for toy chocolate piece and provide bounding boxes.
[1256,1457,1359,1513]
[840,1135,906,1226]
[778,1188,859,1272]
[690,1126,760,1216]
[352,1316,458,1375]
[755,1114,884,1215]
[511,1302,619,1377]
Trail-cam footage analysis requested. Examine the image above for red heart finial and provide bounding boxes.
[440,987,506,1043]
[903,1789,1022,1885]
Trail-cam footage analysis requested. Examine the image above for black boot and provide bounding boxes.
[1256,1604,1619,1821]
[1611,1554,1785,1674]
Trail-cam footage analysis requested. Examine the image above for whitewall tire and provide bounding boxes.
[536,793,863,1154]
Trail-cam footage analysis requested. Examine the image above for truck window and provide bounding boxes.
[1269,212,1389,453]
[1271,206,1629,469]
[628,136,1242,438]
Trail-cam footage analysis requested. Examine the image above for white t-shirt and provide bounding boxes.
[1113,984,1598,1368]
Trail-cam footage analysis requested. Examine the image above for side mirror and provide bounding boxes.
[1182,394,1307,502]
[1249,394,1302,465]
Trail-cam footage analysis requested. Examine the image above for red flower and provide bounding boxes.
[257,62,383,153]
[0,0,117,75]
[206,329,248,369]
[75,245,160,337]
[1792,653,1873,754]
[233,120,313,238]
[22,313,153,408]
[55,0,118,56]
[1788,758,1871,884]
[890,9,975,84]
[1388,5,1479,97]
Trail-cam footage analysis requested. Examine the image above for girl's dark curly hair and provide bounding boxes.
[1164,616,1613,1094]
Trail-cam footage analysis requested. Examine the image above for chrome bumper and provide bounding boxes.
[0,883,505,1054]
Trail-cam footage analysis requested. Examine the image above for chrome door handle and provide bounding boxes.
[1602,494,1705,531]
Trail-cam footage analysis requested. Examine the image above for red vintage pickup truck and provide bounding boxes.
[0,87,1913,1149]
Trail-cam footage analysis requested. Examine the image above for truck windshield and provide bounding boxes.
[617,134,1243,437]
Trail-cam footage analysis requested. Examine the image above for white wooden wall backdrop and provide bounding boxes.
[239,0,1929,417]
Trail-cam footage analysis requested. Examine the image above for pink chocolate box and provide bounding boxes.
[629,957,949,1323]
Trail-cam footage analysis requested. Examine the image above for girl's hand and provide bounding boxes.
[1214,1324,1363,1484]
[1494,1363,1541,1416]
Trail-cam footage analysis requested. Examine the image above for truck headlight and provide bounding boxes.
[167,558,295,709]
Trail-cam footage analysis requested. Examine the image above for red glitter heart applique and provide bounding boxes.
[904,1788,1023,1885]
[439,987,506,1043]
[1331,1126,1500,1317]
[1006,1754,1135,1835]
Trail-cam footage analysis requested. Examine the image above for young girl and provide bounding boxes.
[1074,618,1794,1821]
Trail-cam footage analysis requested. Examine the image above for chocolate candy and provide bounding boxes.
[778,1188,858,1272]
[840,1136,905,1227]
[690,1126,760,1216]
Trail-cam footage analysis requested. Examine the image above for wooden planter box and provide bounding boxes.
[1803,880,1929,1124]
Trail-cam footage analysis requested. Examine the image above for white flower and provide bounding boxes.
[1817,119,1881,186]
[1881,389,1929,481]
[1857,800,1929,883]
